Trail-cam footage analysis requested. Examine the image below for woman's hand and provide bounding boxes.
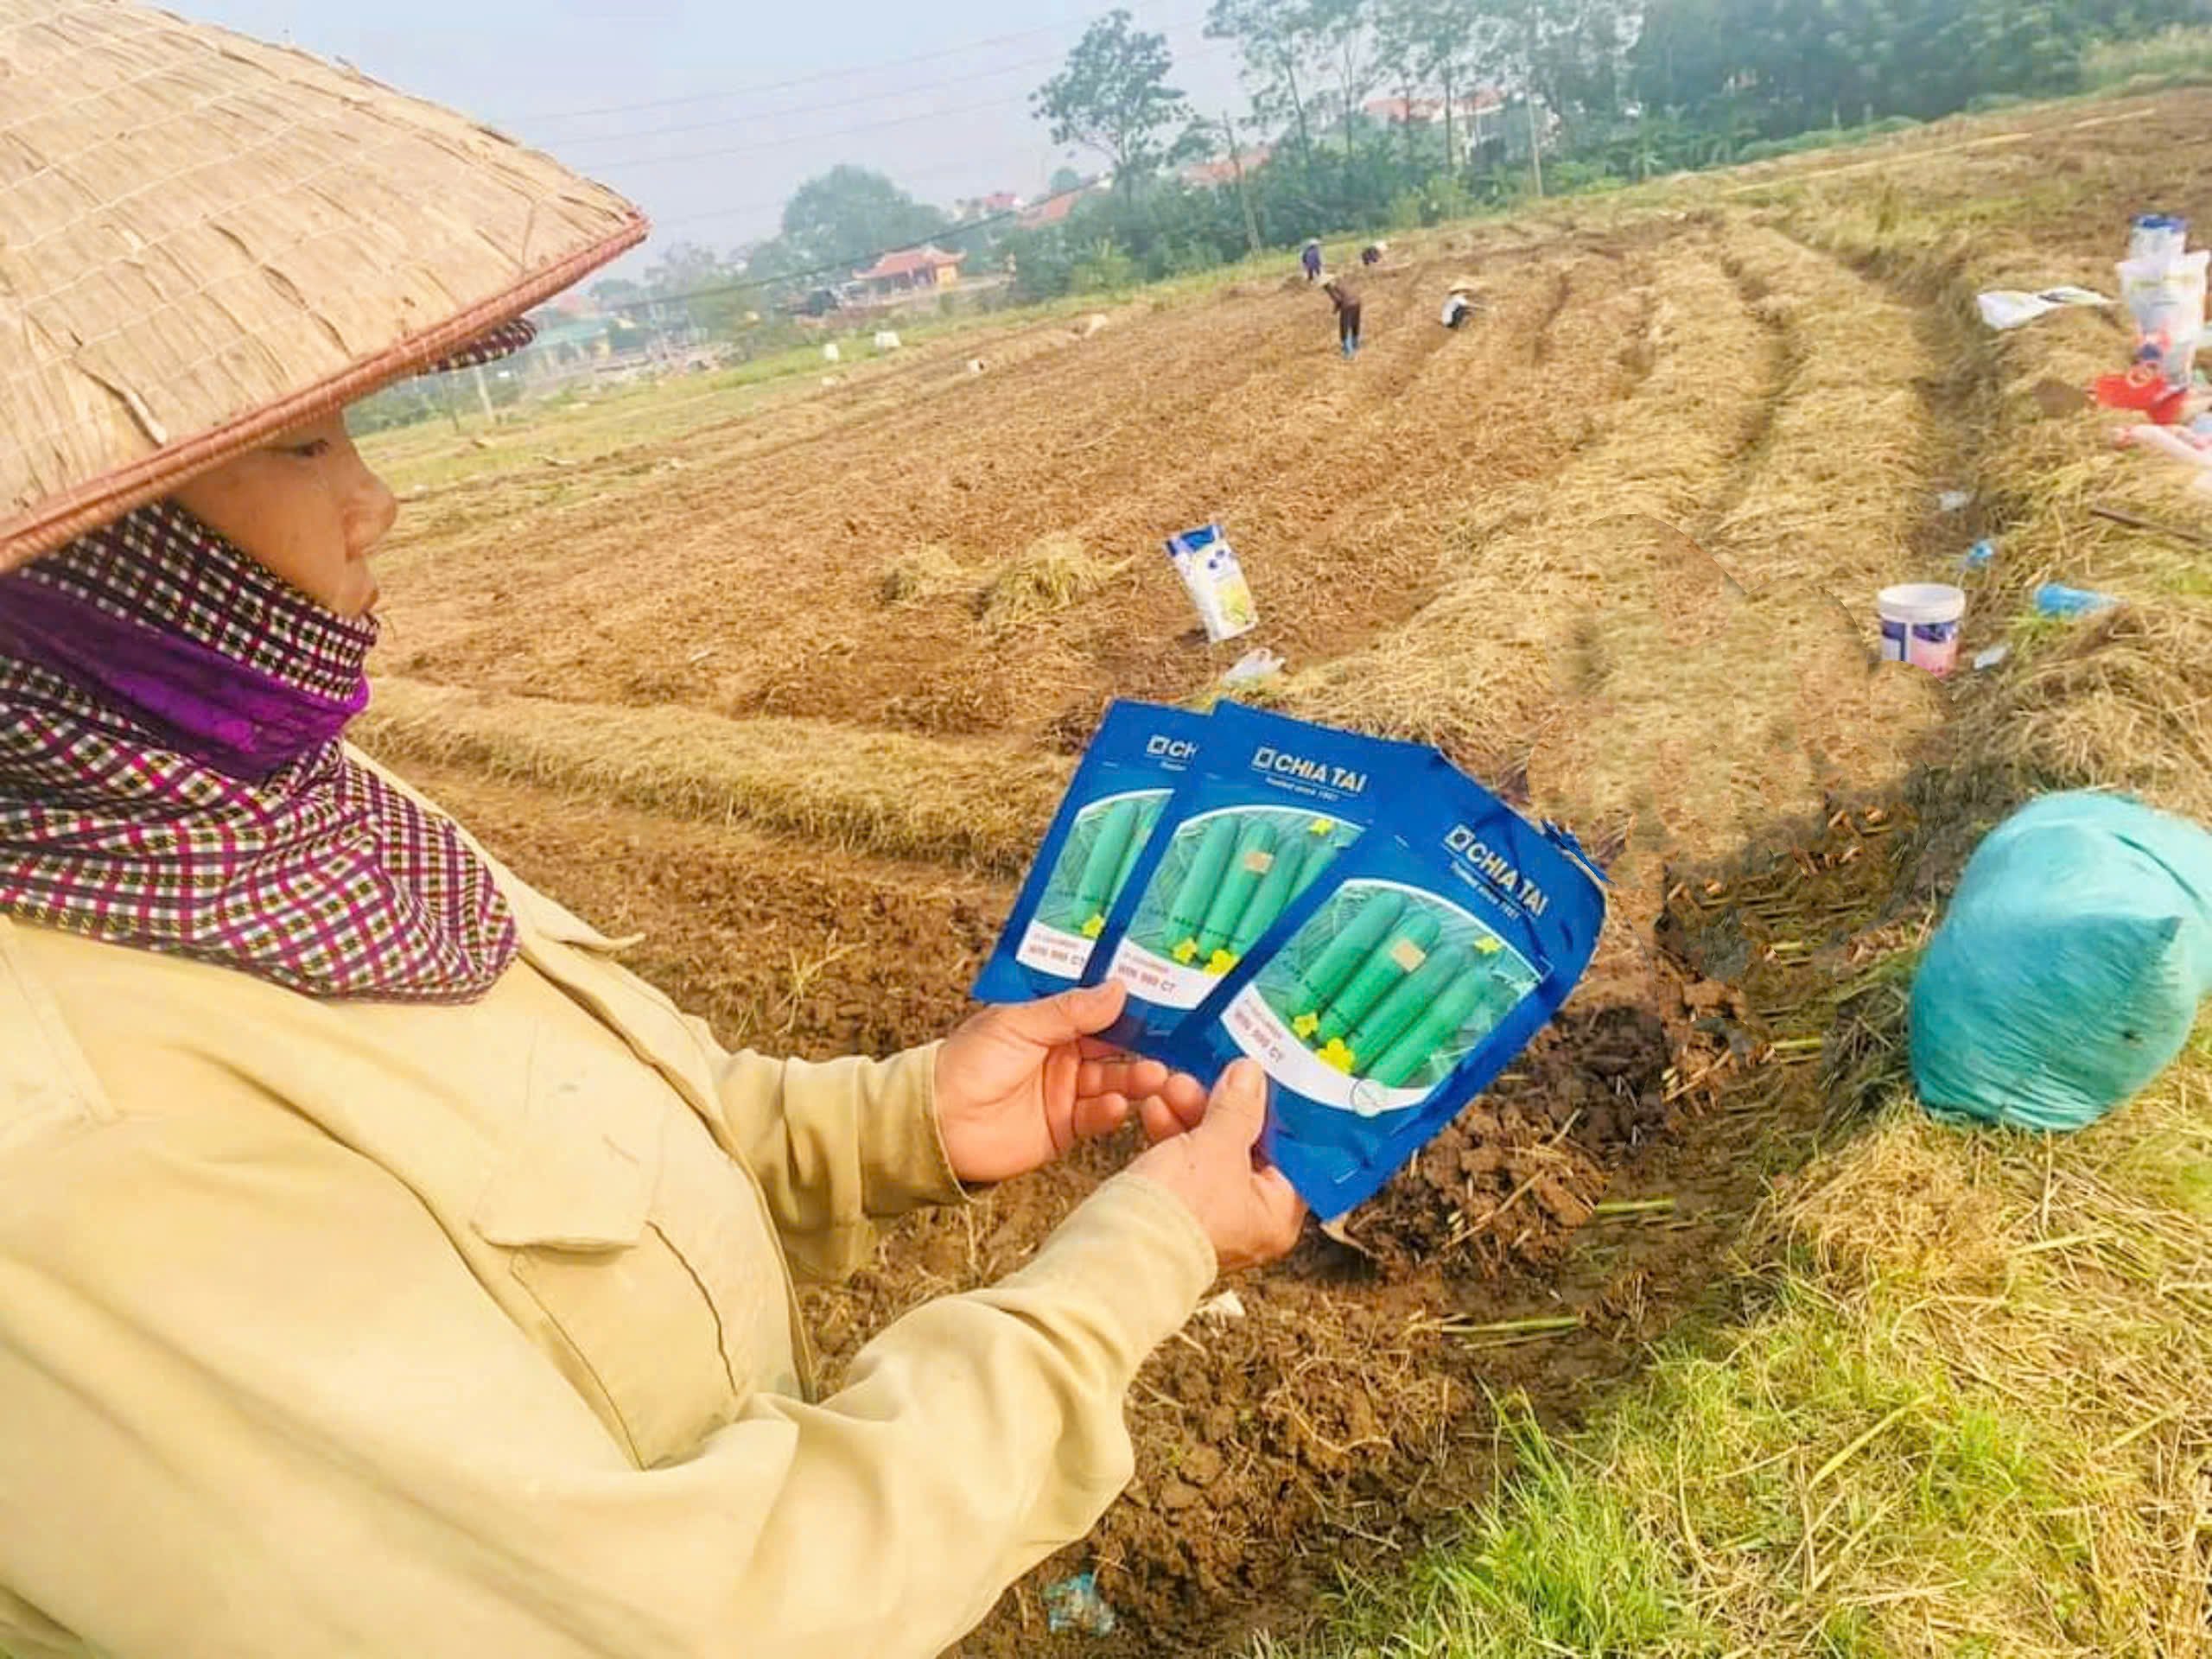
[934,982,1209,1186]
[1128,1060,1306,1273]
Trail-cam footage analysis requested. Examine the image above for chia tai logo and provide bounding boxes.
[1145,735,1198,762]
[1446,826,1550,917]
[1249,746,1369,794]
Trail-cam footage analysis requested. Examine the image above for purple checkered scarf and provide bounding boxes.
[0,503,518,1001]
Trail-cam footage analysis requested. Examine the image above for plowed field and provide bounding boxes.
[358,87,2212,1655]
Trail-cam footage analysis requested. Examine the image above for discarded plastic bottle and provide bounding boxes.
[2034,583,2120,619]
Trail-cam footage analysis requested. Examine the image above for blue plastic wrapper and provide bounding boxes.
[1081,702,1434,1052]
[1162,767,1608,1220]
[972,700,1208,1005]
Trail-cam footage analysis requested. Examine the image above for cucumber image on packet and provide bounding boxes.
[1084,702,1436,1052]
[1162,765,1607,1220]
[973,700,1207,1004]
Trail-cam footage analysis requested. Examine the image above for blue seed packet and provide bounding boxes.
[973,700,1208,1005]
[1082,702,1436,1052]
[1162,766,1608,1220]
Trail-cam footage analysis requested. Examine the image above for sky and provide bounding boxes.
[191,1,1250,273]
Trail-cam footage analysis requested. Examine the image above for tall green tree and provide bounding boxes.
[1206,0,1325,163]
[778,166,949,271]
[1375,0,1491,168]
[1310,0,1389,159]
[1032,10,1190,193]
[1468,0,1637,148]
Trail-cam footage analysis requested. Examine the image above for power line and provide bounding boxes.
[554,48,1079,150]
[583,35,1233,175]
[496,16,1101,124]
[586,92,1042,171]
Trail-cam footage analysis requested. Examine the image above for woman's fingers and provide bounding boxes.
[1135,1096,1183,1145]
[1071,1091,1130,1142]
[1075,1056,1169,1098]
[1072,1054,1216,1143]
[1160,1071,1208,1132]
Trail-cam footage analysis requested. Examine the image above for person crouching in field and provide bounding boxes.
[1441,278,1479,330]
[1325,276,1364,359]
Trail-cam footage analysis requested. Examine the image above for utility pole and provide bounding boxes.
[1224,116,1262,257]
[470,363,497,425]
[1527,96,1545,199]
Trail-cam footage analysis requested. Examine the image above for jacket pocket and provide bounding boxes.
[472,1039,752,1469]
[0,919,115,1157]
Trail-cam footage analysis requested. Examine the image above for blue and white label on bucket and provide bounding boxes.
[1883,618,1960,671]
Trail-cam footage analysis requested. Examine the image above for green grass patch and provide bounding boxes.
[1284,1072,2212,1656]
[2084,24,2212,88]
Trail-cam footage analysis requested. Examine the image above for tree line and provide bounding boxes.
[589,0,2205,334]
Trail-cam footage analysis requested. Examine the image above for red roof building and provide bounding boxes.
[1363,92,1505,126]
[850,245,967,298]
[957,191,1024,219]
[1181,148,1270,188]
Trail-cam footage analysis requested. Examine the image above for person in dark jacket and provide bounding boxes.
[1324,277,1363,359]
[1301,238,1324,283]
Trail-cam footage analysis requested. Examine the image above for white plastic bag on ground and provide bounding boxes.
[1166,523,1258,645]
[873,330,902,351]
[1975,286,2112,330]
[1221,647,1285,685]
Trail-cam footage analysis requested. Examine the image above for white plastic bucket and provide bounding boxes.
[1878,583,1965,677]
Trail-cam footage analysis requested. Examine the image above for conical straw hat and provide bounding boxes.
[0,1,649,570]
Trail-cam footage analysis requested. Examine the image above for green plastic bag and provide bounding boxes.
[1910,792,2212,1132]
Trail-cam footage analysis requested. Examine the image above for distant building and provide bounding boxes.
[512,308,684,388]
[1181,147,1269,188]
[1016,177,1109,229]
[957,191,1024,220]
[1363,92,1508,157]
[850,245,966,301]
[514,314,623,387]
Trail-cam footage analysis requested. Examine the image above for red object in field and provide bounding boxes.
[2093,363,2190,425]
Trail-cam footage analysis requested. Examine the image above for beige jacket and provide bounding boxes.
[0,775,1217,1659]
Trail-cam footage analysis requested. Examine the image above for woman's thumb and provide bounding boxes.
[1199,1060,1270,1149]
[1002,979,1125,1046]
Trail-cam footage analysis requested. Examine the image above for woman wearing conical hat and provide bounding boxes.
[0,7,1303,1656]
[1440,276,1482,330]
